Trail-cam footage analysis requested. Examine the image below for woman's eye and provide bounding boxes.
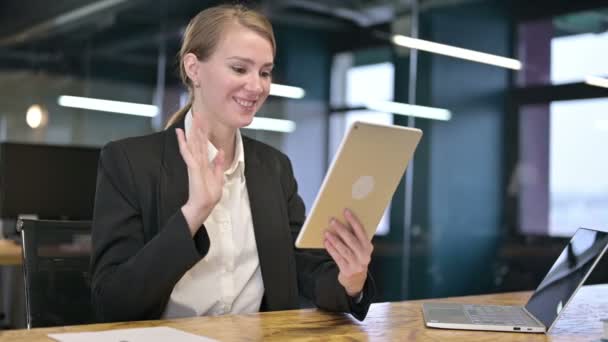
[261,71,272,78]
[232,66,246,74]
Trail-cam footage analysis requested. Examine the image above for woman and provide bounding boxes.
[90,4,375,322]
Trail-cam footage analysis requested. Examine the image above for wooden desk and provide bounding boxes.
[0,284,606,341]
[0,239,21,266]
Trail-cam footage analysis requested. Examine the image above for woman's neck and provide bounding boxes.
[190,103,236,170]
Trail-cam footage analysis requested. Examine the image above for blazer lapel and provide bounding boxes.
[244,139,297,310]
[158,120,189,232]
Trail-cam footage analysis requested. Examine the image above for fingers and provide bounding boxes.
[325,231,367,275]
[191,114,209,165]
[213,149,225,179]
[343,209,370,244]
[324,238,349,271]
[324,209,374,273]
[329,218,363,256]
[179,113,217,173]
[325,228,357,262]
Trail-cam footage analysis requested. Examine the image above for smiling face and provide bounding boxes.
[188,22,274,131]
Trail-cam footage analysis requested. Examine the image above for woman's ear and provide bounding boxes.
[183,53,200,87]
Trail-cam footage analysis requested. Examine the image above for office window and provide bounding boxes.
[549,98,608,236]
[329,60,394,235]
[551,31,608,84]
[518,98,608,237]
[329,61,395,157]
[516,7,608,236]
[517,7,608,87]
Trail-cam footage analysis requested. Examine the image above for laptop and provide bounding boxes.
[422,227,608,333]
[295,121,422,249]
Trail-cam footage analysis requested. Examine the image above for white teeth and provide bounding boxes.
[235,98,255,108]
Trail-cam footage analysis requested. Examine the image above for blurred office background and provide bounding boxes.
[1,0,608,328]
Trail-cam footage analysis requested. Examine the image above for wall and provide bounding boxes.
[274,25,332,212]
[408,0,510,298]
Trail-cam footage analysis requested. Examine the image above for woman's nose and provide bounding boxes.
[245,74,264,93]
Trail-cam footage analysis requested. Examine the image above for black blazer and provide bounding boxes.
[90,118,374,322]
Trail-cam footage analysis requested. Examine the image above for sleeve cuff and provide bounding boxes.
[348,273,376,321]
[354,291,364,304]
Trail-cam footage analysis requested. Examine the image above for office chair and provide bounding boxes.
[18,219,94,328]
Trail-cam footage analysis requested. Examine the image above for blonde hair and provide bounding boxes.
[165,4,276,128]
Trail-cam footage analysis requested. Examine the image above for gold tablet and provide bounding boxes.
[295,121,422,249]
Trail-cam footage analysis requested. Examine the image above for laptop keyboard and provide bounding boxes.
[463,305,535,326]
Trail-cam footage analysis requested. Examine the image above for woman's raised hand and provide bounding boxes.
[176,114,225,235]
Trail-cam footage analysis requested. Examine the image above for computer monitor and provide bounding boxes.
[0,142,100,236]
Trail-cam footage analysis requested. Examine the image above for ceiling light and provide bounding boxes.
[366,100,451,121]
[58,95,158,117]
[595,120,608,131]
[245,117,296,133]
[270,83,306,99]
[391,34,522,70]
[26,104,48,129]
[585,76,608,89]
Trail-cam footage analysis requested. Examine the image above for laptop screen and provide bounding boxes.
[525,228,608,329]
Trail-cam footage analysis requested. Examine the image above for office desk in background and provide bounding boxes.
[0,284,606,341]
[0,240,21,266]
[0,239,23,328]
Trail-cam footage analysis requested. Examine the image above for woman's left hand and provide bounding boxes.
[324,208,373,298]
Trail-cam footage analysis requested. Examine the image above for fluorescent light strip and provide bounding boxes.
[366,100,451,121]
[58,95,158,117]
[392,34,522,70]
[595,120,608,131]
[585,76,608,89]
[246,117,296,133]
[270,83,306,99]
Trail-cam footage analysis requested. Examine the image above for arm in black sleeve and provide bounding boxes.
[90,141,207,322]
[282,155,375,320]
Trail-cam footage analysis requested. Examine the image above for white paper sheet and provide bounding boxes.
[48,326,217,342]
